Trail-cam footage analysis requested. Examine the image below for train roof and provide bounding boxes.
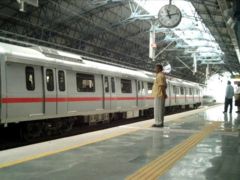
[0,42,152,80]
[0,42,201,87]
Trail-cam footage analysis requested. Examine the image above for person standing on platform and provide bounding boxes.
[152,64,167,127]
[223,81,234,113]
[234,82,240,113]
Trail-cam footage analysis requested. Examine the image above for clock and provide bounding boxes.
[158,4,182,28]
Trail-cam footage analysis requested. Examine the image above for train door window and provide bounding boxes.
[180,87,184,95]
[147,82,153,94]
[121,79,132,93]
[76,73,95,92]
[111,77,115,93]
[58,70,65,91]
[177,87,180,95]
[138,81,141,93]
[46,69,54,91]
[173,85,176,94]
[105,77,109,93]
[142,82,144,90]
[25,66,35,91]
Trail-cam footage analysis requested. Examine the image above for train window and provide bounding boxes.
[121,79,132,93]
[173,86,180,95]
[111,77,115,93]
[46,69,54,91]
[196,89,199,95]
[105,77,109,93]
[173,86,177,94]
[25,66,35,91]
[189,88,193,95]
[147,82,153,94]
[58,71,65,91]
[142,82,144,90]
[177,87,180,94]
[76,73,95,92]
[180,87,184,95]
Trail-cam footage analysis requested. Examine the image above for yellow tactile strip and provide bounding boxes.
[126,122,221,180]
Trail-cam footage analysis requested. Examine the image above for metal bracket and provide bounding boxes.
[16,0,38,12]
[176,56,194,73]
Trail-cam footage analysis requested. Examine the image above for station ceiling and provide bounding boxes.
[0,0,239,83]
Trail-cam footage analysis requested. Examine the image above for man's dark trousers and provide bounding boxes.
[224,98,233,113]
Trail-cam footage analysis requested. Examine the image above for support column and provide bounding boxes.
[149,23,156,61]
[206,64,209,80]
[193,53,197,74]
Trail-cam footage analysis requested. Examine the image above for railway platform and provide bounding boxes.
[0,105,239,180]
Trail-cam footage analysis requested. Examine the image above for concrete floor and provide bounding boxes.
[0,105,239,180]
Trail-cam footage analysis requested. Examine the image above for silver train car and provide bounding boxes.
[0,42,202,138]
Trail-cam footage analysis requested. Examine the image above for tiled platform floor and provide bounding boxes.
[0,105,239,180]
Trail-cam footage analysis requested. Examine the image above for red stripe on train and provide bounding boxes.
[0,97,142,103]
[0,96,199,103]
[1,98,43,103]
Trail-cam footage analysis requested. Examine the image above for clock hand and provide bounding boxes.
[169,12,180,16]
[166,9,171,19]
[163,12,180,17]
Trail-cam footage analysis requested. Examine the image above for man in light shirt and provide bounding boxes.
[223,81,234,113]
[152,64,167,127]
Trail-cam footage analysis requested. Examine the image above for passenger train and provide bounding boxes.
[0,42,202,139]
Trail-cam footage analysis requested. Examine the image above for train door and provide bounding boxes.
[56,69,67,114]
[43,67,57,116]
[103,76,111,110]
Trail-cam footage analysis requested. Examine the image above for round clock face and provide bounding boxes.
[158,4,182,28]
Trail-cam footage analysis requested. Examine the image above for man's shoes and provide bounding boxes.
[152,124,164,128]
[223,111,227,113]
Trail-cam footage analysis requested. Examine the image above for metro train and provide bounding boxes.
[0,42,202,139]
